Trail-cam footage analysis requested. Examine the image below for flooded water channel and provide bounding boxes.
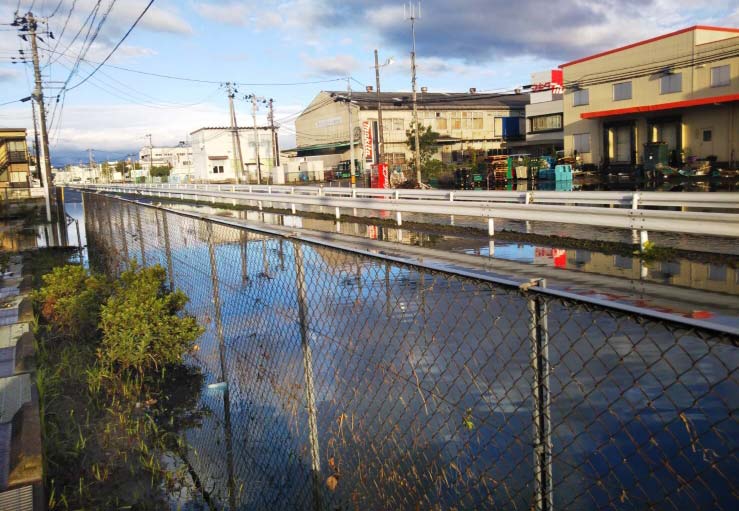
[144,199,739,328]
[81,192,738,511]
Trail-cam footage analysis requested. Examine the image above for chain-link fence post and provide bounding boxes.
[135,206,146,266]
[207,223,237,510]
[116,204,128,264]
[292,241,323,511]
[159,209,175,291]
[527,279,553,511]
[240,231,249,283]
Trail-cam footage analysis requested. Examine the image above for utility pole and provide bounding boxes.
[30,99,41,180]
[406,2,422,185]
[25,12,53,220]
[225,83,246,183]
[374,49,386,165]
[268,99,280,169]
[87,148,95,182]
[246,94,265,184]
[347,77,356,189]
[145,133,153,181]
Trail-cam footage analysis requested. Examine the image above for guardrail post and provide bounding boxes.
[249,185,253,193]
[489,240,495,257]
[394,190,400,200]
[292,203,297,215]
[258,200,263,211]
[335,207,340,220]
[232,185,236,192]
[396,211,403,226]
[488,218,495,236]
[352,188,357,199]
[292,241,323,511]
[525,192,533,205]
[449,191,454,202]
[527,279,553,511]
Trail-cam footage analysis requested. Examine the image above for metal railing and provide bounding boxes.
[83,191,738,511]
[75,184,739,241]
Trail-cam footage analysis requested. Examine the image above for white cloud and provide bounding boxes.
[302,54,359,77]
[0,68,20,82]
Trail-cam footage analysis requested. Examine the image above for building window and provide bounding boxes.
[711,65,730,87]
[573,133,590,153]
[708,264,726,282]
[614,255,633,270]
[572,88,589,106]
[451,112,461,130]
[530,114,563,133]
[383,119,404,131]
[10,171,27,183]
[435,113,447,130]
[613,81,632,101]
[387,153,406,165]
[703,129,712,142]
[660,73,682,94]
[212,165,224,174]
[473,112,483,129]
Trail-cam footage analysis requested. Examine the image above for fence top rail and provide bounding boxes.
[83,190,739,339]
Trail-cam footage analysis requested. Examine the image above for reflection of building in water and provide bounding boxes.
[568,250,739,295]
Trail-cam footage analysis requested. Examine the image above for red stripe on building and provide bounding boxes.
[580,94,739,119]
[559,26,739,68]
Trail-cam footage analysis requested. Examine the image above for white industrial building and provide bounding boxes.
[138,143,193,182]
[190,127,275,183]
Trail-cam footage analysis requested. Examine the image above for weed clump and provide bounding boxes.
[32,262,206,510]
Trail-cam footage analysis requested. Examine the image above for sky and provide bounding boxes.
[0,0,737,166]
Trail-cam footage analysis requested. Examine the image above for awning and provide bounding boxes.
[296,140,352,156]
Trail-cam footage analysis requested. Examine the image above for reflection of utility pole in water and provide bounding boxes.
[528,279,553,511]
[261,238,270,277]
[292,242,322,511]
[159,210,175,290]
[206,223,237,510]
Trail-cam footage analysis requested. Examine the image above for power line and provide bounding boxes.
[66,0,154,91]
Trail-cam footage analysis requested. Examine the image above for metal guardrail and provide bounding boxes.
[83,191,739,510]
[76,184,739,240]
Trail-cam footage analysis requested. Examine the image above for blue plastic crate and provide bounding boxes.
[554,164,573,181]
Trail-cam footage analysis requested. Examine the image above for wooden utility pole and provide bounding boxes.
[268,99,280,169]
[406,2,422,185]
[374,49,386,165]
[26,12,53,220]
[247,94,264,184]
[225,83,245,183]
[30,99,41,180]
[347,77,356,189]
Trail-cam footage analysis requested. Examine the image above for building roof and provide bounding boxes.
[190,126,272,135]
[324,91,529,109]
[560,25,739,68]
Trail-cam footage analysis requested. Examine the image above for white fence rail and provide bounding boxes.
[73,184,739,241]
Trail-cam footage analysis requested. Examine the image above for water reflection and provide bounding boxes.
[82,195,739,511]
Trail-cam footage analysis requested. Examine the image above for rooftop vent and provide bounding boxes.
[514,88,522,94]
[421,86,428,93]
[469,87,477,94]
[366,85,374,92]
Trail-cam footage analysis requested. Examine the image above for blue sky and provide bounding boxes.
[0,0,736,165]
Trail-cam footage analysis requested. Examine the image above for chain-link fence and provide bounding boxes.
[83,192,738,511]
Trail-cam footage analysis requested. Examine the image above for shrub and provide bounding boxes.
[33,265,110,340]
[100,264,203,377]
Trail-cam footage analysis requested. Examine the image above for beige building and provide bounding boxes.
[294,90,528,170]
[561,26,739,170]
[0,128,31,188]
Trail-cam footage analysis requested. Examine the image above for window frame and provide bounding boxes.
[613,81,632,101]
[710,65,730,87]
[572,88,589,107]
[573,133,591,154]
[660,73,682,94]
[529,113,563,133]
